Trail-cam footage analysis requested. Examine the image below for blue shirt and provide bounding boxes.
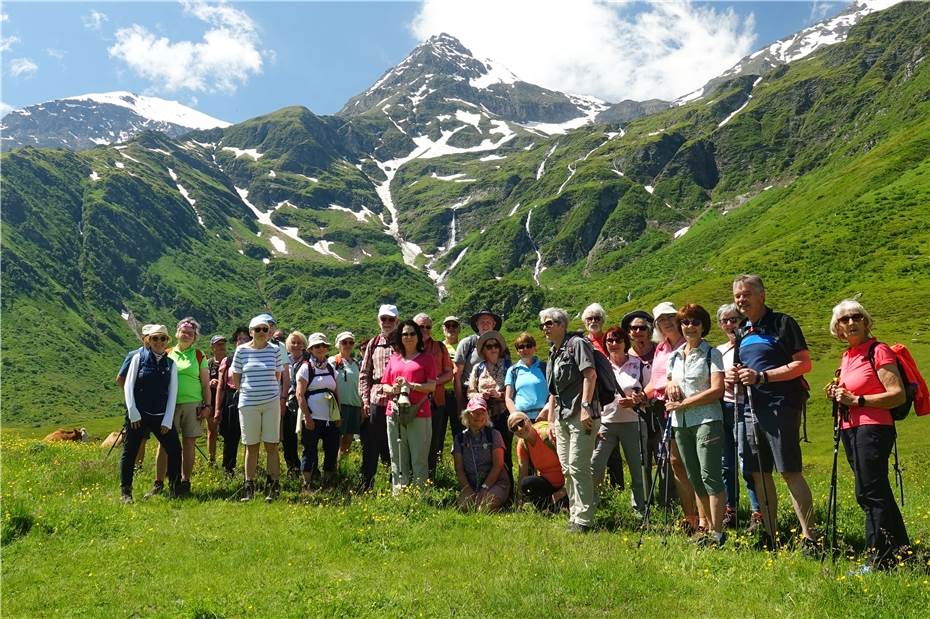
[505,357,549,419]
[117,347,144,379]
[737,308,808,411]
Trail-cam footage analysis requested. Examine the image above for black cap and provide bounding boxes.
[620,310,653,331]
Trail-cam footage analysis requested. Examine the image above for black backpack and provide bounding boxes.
[566,336,618,407]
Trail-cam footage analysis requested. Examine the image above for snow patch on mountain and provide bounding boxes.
[63,91,229,129]
[328,204,376,223]
[235,186,311,250]
[469,59,519,89]
[222,146,263,160]
[269,236,288,254]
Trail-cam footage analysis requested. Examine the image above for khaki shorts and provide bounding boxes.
[174,402,204,438]
[239,400,281,445]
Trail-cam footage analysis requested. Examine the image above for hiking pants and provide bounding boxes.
[359,405,390,490]
[121,414,181,491]
[842,424,909,566]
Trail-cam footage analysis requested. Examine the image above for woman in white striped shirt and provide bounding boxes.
[232,315,284,501]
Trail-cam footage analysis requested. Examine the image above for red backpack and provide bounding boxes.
[867,342,929,419]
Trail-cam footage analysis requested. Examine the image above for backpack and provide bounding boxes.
[167,347,206,366]
[305,361,337,396]
[566,335,618,407]
[866,341,929,420]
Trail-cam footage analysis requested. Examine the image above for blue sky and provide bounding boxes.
[1,1,848,122]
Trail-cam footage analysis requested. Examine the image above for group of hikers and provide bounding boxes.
[117,273,925,574]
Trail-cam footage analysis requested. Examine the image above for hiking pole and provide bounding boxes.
[742,371,778,550]
[636,410,673,548]
[634,400,649,517]
[892,434,904,506]
[105,424,126,460]
[823,373,843,564]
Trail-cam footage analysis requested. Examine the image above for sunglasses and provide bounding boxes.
[584,316,603,322]
[418,324,433,330]
[484,343,501,350]
[150,335,169,342]
[539,320,556,329]
[628,325,649,332]
[252,326,269,333]
[838,314,865,324]
[680,319,702,327]
[401,331,418,337]
[511,419,527,431]
[341,340,355,346]
[515,343,535,351]
[720,316,741,324]
[380,316,397,322]
[605,337,623,343]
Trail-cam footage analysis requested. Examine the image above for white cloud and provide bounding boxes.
[0,34,18,52]
[0,13,8,23]
[0,101,13,117]
[83,9,108,31]
[107,0,264,94]
[46,48,67,61]
[411,0,757,102]
[9,57,38,77]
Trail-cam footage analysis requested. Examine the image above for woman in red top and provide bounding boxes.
[380,319,437,494]
[827,299,909,572]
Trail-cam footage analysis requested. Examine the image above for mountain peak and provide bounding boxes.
[1,90,229,151]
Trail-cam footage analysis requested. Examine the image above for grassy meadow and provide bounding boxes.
[3,353,930,618]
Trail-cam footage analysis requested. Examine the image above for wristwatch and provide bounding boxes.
[480,483,489,489]
[857,395,866,408]
[581,400,593,409]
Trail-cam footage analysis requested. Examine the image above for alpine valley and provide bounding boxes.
[2,1,928,424]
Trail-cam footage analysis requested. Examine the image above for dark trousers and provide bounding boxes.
[841,424,909,565]
[359,404,390,490]
[121,414,181,491]
[429,395,463,478]
[301,420,341,474]
[281,406,300,472]
[721,402,739,508]
[521,475,559,511]
[606,448,625,489]
[219,389,241,472]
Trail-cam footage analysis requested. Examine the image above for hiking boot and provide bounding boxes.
[747,511,764,532]
[265,479,280,503]
[567,522,591,534]
[723,507,738,529]
[712,531,727,548]
[321,471,336,490]
[143,480,164,500]
[120,488,133,504]
[178,480,192,498]
[241,480,255,502]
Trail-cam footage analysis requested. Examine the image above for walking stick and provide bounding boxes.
[634,402,649,517]
[105,424,126,460]
[823,371,843,564]
[637,410,673,548]
[892,434,905,506]
[741,373,778,550]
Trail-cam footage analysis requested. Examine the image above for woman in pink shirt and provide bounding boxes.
[380,319,437,494]
[827,299,909,573]
[644,301,698,535]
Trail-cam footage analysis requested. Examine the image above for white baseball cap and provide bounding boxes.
[652,302,678,320]
[378,304,399,318]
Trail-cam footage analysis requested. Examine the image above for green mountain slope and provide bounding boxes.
[1,2,927,425]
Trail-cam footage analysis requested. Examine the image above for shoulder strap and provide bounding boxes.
[866,340,881,374]
[484,426,494,448]
[196,349,205,366]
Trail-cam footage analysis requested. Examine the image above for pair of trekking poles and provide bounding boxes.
[635,369,774,549]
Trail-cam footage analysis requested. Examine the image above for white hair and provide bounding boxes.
[539,307,569,326]
[581,303,607,321]
[830,299,873,339]
[716,303,741,323]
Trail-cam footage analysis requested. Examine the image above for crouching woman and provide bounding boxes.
[120,324,182,502]
[453,395,510,512]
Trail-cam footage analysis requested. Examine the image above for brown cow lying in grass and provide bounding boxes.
[43,428,89,442]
